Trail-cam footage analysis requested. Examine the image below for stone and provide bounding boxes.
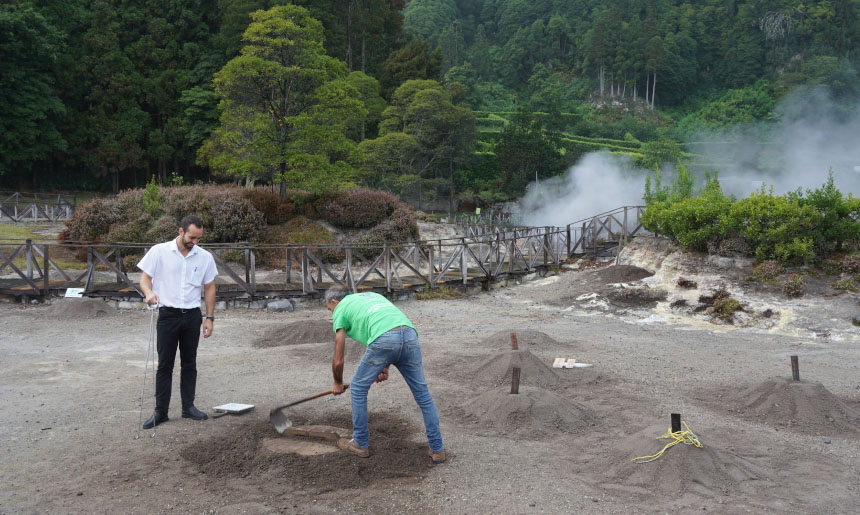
[266,299,295,313]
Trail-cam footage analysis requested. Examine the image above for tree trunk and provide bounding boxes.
[599,65,604,97]
[345,0,353,72]
[448,157,455,217]
[645,73,650,104]
[651,72,657,110]
[278,162,287,201]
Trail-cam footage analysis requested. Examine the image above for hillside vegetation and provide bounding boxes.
[2,1,858,204]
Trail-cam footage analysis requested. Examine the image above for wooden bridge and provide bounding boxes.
[0,206,645,301]
[0,192,77,222]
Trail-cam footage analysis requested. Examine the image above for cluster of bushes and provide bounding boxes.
[643,171,860,265]
[62,185,265,245]
[62,184,419,264]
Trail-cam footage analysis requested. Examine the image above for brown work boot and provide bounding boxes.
[428,448,446,464]
[337,438,370,458]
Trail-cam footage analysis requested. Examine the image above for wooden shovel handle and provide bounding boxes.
[270,384,350,414]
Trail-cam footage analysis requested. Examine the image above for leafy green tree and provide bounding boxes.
[469,24,492,79]
[368,79,476,210]
[81,1,148,193]
[201,5,365,198]
[403,0,458,51]
[379,37,442,97]
[340,71,387,141]
[495,110,564,195]
[0,4,67,178]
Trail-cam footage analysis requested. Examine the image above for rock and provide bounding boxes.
[266,299,295,313]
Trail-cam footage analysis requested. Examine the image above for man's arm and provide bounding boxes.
[202,280,216,338]
[332,329,346,394]
[139,272,159,305]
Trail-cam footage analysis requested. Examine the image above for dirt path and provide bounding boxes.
[2,253,860,514]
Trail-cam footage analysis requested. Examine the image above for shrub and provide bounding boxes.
[830,279,858,292]
[143,177,164,217]
[146,216,179,243]
[708,236,752,257]
[241,188,281,224]
[782,273,805,297]
[162,185,214,229]
[352,205,419,259]
[416,286,466,300]
[323,189,401,229]
[753,260,783,282]
[105,219,149,243]
[209,192,265,243]
[713,296,741,322]
[644,173,860,265]
[64,197,122,241]
[840,255,860,274]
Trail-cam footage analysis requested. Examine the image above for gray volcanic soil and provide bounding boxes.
[3,234,860,514]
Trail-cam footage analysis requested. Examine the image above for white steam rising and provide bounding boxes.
[518,153,645,227]
[517,87,860,228]
[691,88,860,197]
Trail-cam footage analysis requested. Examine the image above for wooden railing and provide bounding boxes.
[0,206,647,300]
[459,205,646,257]
[0,229,568,300]
[0,191,77,222]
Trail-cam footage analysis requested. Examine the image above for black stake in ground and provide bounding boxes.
[510,332,518,350]
[511,367,521,394]
[791,355,800,381]
[671,413,681,433]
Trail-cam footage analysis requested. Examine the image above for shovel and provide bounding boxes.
[269,384,349,434]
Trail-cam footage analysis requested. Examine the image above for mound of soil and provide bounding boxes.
[44,298,112,318]
[591,265,654,284]
[722,378,860,435]
[470,349,564,389]
[252,320,333,348]
[604,285,667,308]
[289,339,363,364]
[600,424,767,500]
[180,411,433,491]
[477,329,567,351]
[451,386,593,439]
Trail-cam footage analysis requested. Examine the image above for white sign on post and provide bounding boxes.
[64,288,85,298]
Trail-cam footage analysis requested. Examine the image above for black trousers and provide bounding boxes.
[154,308,202,414]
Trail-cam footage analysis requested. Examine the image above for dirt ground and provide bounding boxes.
[2,236,860,514]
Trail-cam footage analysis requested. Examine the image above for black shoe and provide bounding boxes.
[182,406,208,421]
[142,411,169,429]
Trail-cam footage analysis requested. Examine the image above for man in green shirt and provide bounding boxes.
[325,285,445,463]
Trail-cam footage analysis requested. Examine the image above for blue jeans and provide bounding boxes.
[350,327,443,452]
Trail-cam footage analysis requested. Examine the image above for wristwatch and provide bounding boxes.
[206,316,215,321]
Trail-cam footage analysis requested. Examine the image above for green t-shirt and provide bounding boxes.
[331,292,414,346]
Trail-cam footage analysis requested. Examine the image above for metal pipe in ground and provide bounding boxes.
[510,367,520,394]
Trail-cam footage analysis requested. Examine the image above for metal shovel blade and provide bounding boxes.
[270,408,293,434]
[268,384,348,435]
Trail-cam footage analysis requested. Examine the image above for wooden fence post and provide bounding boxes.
[384,243,391,292]
[43,245,49,295]
[286,248,292,285]
[249,248,256,296]
[461,238,468,285]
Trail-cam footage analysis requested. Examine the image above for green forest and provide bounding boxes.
[2,0,859,205]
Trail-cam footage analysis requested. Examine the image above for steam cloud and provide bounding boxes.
[518,87,860,228]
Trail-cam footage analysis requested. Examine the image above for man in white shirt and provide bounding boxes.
[137,214,218,429]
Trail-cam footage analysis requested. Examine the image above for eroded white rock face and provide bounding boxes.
[611,236,854,338]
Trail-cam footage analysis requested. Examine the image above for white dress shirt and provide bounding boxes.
[137,239,218,309]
